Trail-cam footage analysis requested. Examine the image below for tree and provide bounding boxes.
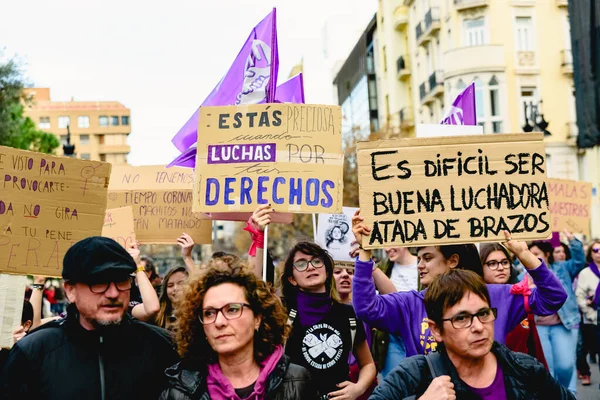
[0,52,59,154]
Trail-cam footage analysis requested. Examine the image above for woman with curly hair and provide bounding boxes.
[160,257,316,400]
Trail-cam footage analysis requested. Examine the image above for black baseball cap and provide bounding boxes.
[62,237,136,283]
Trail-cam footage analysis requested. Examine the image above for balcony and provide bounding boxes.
[99,144,131,154]
[565,122,578,141]
[417,7,441,47]
[400,107,414,129]
[561,49,573,75]
[394,6,408,30]
[556,0,567,7]
[419,82,427,101]
[454,0,489,11]
[428,70,444,98]
[396,56,411,80]
[404,0,415,5]
[416,22,424,44]
[443,45,506,79]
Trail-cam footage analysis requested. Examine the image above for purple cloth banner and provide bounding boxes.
[440,82,477,125]
[171,9,279,153]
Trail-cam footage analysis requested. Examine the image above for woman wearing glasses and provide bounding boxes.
[280,242,376,400]
[160,258,316,400]
[480,243,548,368]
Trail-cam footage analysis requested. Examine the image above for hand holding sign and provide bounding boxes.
[250,204,275,232]
[502,230,541,271]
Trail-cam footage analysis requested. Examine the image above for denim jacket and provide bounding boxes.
[548,239,587,330]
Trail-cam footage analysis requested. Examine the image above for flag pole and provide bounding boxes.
[262,225,269,280]
[312,213,317,240]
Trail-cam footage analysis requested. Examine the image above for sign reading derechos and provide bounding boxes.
[102,206,137,249]
[193,104,344,214]
[548,178,592,236]
[357,133,550,248]
[108,165,211,244]
[0,146,111,276]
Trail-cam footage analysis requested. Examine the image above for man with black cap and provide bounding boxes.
[0,237,179,399]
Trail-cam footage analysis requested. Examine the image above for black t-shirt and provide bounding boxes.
[285,301,366,397]
[234,381,256,399]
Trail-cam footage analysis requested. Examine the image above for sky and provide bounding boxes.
[1,0,376,165]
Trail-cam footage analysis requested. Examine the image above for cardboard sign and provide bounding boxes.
[102,207,137,249]
[193,104,344,214]
[357,133,550,248]
[0,274,27,349]
[0,146,111,276]
[548,178,592,236]
[108,165,212,244]
[315,207,358,268]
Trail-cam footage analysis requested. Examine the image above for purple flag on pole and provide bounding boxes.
[171,9,279,153]
[440,82,477,125]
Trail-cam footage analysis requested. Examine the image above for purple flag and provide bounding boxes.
[440,82,476,125]
[171,9,279,153]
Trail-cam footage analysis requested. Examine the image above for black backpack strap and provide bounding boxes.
[349,315,357,350]
[424,351,447,378]
[287,308,298,327]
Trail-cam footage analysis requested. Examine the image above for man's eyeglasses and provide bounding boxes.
[442,307,497,329]
[292,257,324,272]
[88,278,132,294]
[484,259,510,270]
[199,303,252,324]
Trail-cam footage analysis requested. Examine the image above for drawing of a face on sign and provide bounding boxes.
[325,220,349,249]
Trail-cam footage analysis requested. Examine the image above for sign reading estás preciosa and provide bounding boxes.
[0,146,111,276]
[193,104,343,214]
[357,133,550,248]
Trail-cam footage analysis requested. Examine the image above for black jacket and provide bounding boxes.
[370,342,576,400]
[159,354,317,400]
[0,304,179,400]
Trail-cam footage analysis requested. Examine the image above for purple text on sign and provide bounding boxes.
[207,143,276,164]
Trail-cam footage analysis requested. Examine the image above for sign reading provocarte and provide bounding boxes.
[548,178,592,236]
[193,104,344,214]
[315,207,358,268]
[357,133,550,248]
[0,146,111,276]
[102,207,137,249]
[108,165,212,244]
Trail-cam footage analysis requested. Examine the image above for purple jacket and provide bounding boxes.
[352,259,567,357]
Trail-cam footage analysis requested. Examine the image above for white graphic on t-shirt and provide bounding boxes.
[301,323,344,370]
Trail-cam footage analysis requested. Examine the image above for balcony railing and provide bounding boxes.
[396,56,410,79]
[396,56,407,73]
[565,122,578,140]
[416,22,423,42]
[428,70,443,93]
[424,7,440,31]
[453,0,489,11]
[556,0,567,7]
[400,107,414,127]
[419,83,427,101]
[561,49,573,74]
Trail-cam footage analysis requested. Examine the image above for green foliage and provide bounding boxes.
[0,52,59,154]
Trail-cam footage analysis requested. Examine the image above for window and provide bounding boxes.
[39,117,50,129]
[488,76,502,133]
[474,78,484,120]
[520,86,539,126]
[80,135,90,145]
[58,116,70,128]
[80,153,91,160]
[110,116,119,126]
[78,116,90,128]
[121,116,129,126]
[98,135,105,145]
[99,154,106,162]
[464,18,485,47]
[99,116,109,126]
[515,17,533,51]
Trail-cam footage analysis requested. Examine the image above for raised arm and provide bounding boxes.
[245,204,272,279]
[561,231,587,279]
[177,233,197,272]
[129,242,160,322]
[350,243,397,295]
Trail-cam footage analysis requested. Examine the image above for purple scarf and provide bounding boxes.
[588,262,600,309]
[206,345,284,400]
[296,290,333,326]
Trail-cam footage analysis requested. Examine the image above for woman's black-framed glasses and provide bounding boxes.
[88,278,132,294]
[442,307,497,329]
[292,257,325,272]
[199,302,252,324]
[484,259,511,270]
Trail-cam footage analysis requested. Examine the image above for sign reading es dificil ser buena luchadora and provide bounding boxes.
[193,104,344,214]
[0,146,111,276]
[357,133,551,249]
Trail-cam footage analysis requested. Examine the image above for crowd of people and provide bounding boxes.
[0,204,599,400]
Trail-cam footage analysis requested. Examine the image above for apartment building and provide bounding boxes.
[24,88,131,164]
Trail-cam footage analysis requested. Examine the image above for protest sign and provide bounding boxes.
[0,146,111,276]
[108,165,212,244]
[102,206,137,249]
[0,274,27,348]
[315,207,358,268]
[193,103,344,214]
[357,133,550,248]
[548,178,592,236]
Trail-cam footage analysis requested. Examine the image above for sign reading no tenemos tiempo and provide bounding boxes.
[357,133,550,248]
[193,104,343,214]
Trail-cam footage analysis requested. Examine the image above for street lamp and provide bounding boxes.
[63,125,76,157]
[522,100,551,136]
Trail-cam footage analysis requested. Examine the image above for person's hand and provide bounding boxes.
[250,204,274,232]
[328,380,364,400]
[563,229,575,242]
[12,326,27,343]
[33,276,46,285]
[351,210,370,245]
[502,230,528,258]
[177,233,195,258]
[349,241,360,258]
[418,376,455,400]
[127,241,142,265]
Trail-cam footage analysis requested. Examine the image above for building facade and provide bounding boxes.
[24,88,131,164]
